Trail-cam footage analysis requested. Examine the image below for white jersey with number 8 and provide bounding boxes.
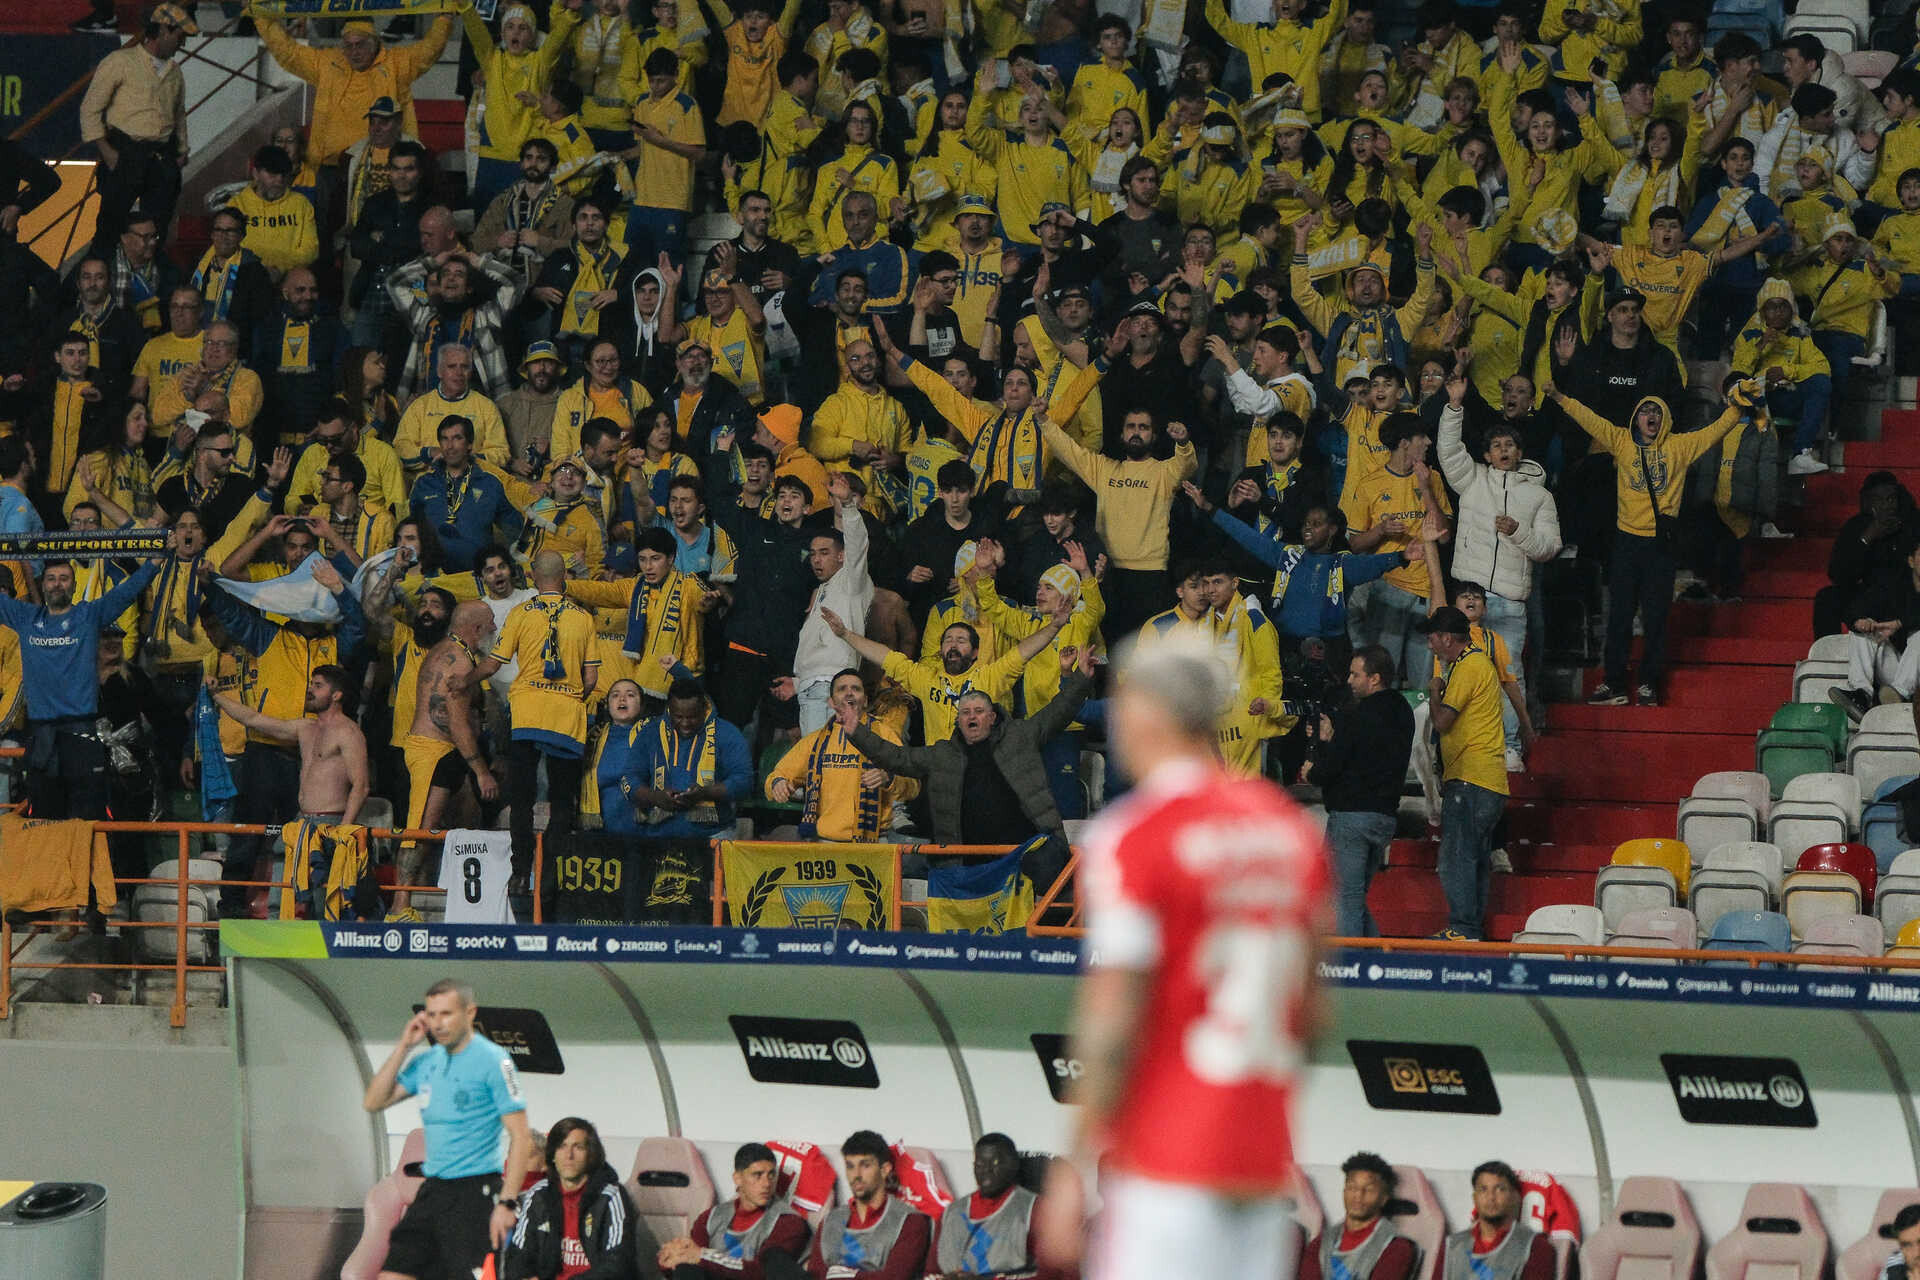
[437,829,516,924]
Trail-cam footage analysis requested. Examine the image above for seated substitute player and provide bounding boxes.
[1441,1162,1554,1280]
[1299,1152,1418,1280]
[933,1133,1059,1280]
[658,1142,811,1279]
[806,1130,932,1280]
[502,1117,642,1279]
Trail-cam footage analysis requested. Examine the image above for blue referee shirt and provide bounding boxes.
[397,1032,526,1179]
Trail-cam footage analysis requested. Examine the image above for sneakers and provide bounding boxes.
[1588,682,1629,705]
[1677,581,1713,603]
[1830,685,1874,724]
[1490,847,1514,873]
[1636,683,1659,706]
[1428,928,1477,942]
[1787,450,1829,476]
[385,906,423,924]
[1758,522,1794,539]
[1504,748,1525,773]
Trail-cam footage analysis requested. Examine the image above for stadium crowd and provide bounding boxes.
[2,0,1918,939]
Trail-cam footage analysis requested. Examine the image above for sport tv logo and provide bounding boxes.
[1347,1040,1502,1115]
[1029,1033,1081,1103]
[729,1015,879,1088]
[1660,1054,1816,1127]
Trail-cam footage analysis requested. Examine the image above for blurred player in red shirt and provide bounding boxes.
[1039,633,1331,1280]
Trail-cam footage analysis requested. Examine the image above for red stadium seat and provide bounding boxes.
[1796,844,1879,903]
[340,1129,426,1280]
[1705,1184,1829,1280]
[1583,1177,1701,1280]
[625,1137,716,1247]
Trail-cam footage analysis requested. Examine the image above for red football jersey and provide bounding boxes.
[888,1143,953,1216]
[1082,759,1329,1192]
[766,1139,838,1216]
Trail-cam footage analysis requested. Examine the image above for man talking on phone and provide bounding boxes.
[364,977,537,1280]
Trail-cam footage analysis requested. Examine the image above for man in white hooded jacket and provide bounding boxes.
[1436,365,1561,768]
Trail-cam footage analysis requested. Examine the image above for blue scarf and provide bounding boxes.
[195,686,238,814]
[622,572,685,660]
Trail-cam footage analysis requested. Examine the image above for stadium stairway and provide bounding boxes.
[1370,410,1920,939]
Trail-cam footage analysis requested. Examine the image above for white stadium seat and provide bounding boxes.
[1515,904,1607,947]
[1584,1176,1702,1280]
[1706,1183,1829,1280]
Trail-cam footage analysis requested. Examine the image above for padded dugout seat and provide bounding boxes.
[1387,1164,1448,1280]
[626,1137,716,1244]
[1705,1183,1829,1280]
[1584,1176,1702,1280]
[341,1129,426,1280]
[1839,1188,1920,1280]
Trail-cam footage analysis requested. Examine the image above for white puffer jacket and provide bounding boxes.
[1437,404,1562,601]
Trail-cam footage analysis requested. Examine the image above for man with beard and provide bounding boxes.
[1441,1163,1554,1280]
[787,263,878,409]
[346,142,430,347]
[46,256,144,404]
[86,209,179,335]
[699,186,801,309]
[0,546,166,819]
[388,245,523,400]
[1042,407,1198,643]
[153,422,262,531]
[809,338,908,512]
[1099,299,1202,459]
[210,663,369,838]
[410,416,522,571]
[498,342,565,477]
[256,266,348,449]
[657,338,754,468]
[993,204,1112,337]
[391,598,498,920]
[477,138,575,292]
[1093,157,1183,299]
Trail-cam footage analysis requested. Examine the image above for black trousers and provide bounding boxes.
[1603,530,1677,690]
[24,720,109,821]
[95,132,183,240]
[146,669,201,791]
[506,739,583,881]
[1102,567,1170,644]
[222,745,302,911]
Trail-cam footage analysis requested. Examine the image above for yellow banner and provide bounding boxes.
[247,0,464,17]
[721,842,897,930]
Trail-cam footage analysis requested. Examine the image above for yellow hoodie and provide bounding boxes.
[1555,391,1749,537]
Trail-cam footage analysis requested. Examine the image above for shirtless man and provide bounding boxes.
[388,599,499,917]
[211,666,371,915]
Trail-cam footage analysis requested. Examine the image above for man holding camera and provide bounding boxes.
[1303,643,1415,939]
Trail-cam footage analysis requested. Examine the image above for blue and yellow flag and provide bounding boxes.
[721,842,897,929]
[925,841,1035,935]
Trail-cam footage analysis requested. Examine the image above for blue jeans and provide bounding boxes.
[1484,591,1527,755]
[1326,809,1396,937]
[1358,580,1429,688]
[1767,373,1834,454]
[1438,779,1506,938]
[797,678,832,735]
[1041,728,1086,820]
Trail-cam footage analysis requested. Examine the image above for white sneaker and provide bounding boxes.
[1490,848,1514,873]
[1505,748,1526,773]
[1787,450,1829,476]
[1758,521,1794,539]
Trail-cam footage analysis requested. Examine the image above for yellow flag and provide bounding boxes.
[249,0,463,16]
[721,842,898,929]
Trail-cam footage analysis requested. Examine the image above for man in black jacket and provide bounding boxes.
[655,340,755,468]
[698,186,801,310]
[844,649,1093,893]
[44,256,145,404]
[254,266,348,450]
[345,140,428,347]
[708,468,818,730]
[1831,539,1920,723]
[1819,472,1920,639]
[503,1117,645,1280]
[1304,644,1415,938]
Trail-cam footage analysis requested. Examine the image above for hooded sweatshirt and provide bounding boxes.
[1436,404,1563,601]
[1556,392,1748,538]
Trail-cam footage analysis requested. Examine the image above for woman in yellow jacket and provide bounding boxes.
[1067,106,1146,220]
[464,2,574,211]
[1255,109,1334,234]
[1603,107,1706,246]
[808,101,901,252]
[905,92,994,250]
[1496,84,1618,272]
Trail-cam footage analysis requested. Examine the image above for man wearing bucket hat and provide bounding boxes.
[499,341,567,475]
[79,3,198,240]
[251,5,452,166]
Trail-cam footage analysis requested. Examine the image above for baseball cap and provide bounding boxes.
[1124,297,1165,323]
[1028,201,1072,233]
[1417,606,1473,638]
[365,96,402,118]
[1604,286,1647,312]
[518,340,561,372]
[1051,282,1092,303]
[147,2,198,32]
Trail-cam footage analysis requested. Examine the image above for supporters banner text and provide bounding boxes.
[720,841,897,929]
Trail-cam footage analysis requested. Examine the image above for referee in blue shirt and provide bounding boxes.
[364,977,537,1279]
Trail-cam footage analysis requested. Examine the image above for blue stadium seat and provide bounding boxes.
[1703,910,1793,966]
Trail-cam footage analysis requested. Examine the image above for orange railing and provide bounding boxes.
[0,821,547,1028]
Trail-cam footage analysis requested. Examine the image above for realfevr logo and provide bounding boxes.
[729,1015,879,1088]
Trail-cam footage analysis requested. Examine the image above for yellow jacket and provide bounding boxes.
[255,15,451,163]
[464,6,572,162]
[1732,317,1830,384]
[566,571,706,697]
[287,433,408,517]
[809,382,910,515]
[1204,0,1346,120]
[966,100,1087,247]
[393,389,510,477]
[150,365,263,433]
[1802,259,1899,340]
[974,576,1105,724]
[807,143,901,254]
[766,714,916,841]
[1558,392,1747,536]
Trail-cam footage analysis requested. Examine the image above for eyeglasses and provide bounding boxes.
[126,230,161,242]
[321,471,345,484]
[930,274,959,285]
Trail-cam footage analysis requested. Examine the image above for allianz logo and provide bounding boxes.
[334,930,389,949]
[747,1036,836,1061]
[1869,982,1920,1003]
[1676,1074,1806,1108]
